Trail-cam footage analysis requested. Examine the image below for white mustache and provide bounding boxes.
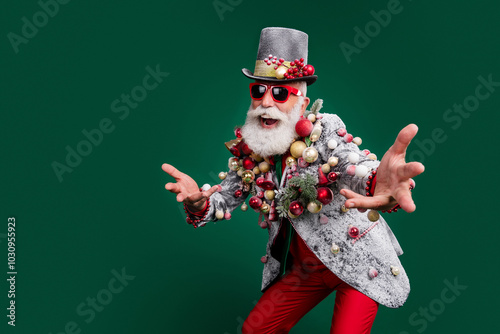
[247,105,288,122]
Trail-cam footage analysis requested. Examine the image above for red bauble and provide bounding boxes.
[256,176,265,187]
[249,196,262,210]
[295,118,314,137]
[242,157,256,170]
[241,142,252,155]
[234,189,243,198]
[348,226,360,238]
[304,65,315,75]
[289,201,304,216]
[327,172,338,182]
[234,127,242,138]
[229,146,241,157]
[317,187,334,205]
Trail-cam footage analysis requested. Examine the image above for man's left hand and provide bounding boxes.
[340,124,425,213]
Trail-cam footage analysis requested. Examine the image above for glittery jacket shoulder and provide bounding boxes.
[194,112,410,309]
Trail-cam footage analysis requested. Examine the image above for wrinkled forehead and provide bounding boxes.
[253,79,302,89]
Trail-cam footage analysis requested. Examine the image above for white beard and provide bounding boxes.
[241,97,304,158]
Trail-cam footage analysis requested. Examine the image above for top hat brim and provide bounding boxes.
[242,68,317,86]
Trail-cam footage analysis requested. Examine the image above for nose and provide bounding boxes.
[261,88,275,108]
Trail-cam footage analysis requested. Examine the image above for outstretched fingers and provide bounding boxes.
[390,124,419,156]
[398,161,425,180]
[165,182,181,193]
[396,191,416,213]
[340,189,386,209]
[162,163,184,180]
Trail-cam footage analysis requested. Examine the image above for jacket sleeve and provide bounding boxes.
[317,113,380,196]
[189,162,250,228]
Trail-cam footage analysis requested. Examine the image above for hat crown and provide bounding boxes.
[256,27,309,64]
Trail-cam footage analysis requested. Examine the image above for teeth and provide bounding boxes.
[261,115,274,119]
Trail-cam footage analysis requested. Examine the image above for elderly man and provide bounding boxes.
[163,27,424,334]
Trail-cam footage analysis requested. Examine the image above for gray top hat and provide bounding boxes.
[242,27,317,86]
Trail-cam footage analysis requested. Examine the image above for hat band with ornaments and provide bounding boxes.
[242,27,317,85]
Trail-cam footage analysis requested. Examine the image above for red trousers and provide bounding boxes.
[242,232,379,334]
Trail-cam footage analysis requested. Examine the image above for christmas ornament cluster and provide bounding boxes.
[216,99,382,230]
[264,54,315,80]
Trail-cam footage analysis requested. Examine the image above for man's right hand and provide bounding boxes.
[162,163,221,212]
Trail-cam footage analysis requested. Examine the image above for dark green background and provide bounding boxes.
[1,0,498,333]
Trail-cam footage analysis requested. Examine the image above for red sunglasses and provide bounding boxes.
[249,83,303,103]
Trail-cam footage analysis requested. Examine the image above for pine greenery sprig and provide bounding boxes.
[249,181,257,196]
[311,99,323,113]
[276,173,319,218]
[304,98,324,117]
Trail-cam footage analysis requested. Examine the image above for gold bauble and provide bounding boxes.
[330,243,340,254]
[241,170,255,183]
[237,168,243,177]
[307,201,322,213]
[391,265,400,276]
[215,210,224,220]
[251,153,263,162]
[303,147,319,163]
[260,203,270,214]
[229,158,239,171]
[241,203,248,211]
[328,156,339,166]
[259,161,270,173]
[264,190,275,201]
[275,65,288,79]
[290,141,307,158]
[353,137,362,146]
[218,172,227,180]
[321,164,331,174]
[285,156,297,167]
[253,166,261,175]
[367,153,377,160]
[307,113,316,123]
[367,210,380,222]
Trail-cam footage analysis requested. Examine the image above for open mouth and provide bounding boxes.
[260,115,279,129]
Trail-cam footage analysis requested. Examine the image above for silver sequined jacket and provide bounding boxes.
[193,112,410,308]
